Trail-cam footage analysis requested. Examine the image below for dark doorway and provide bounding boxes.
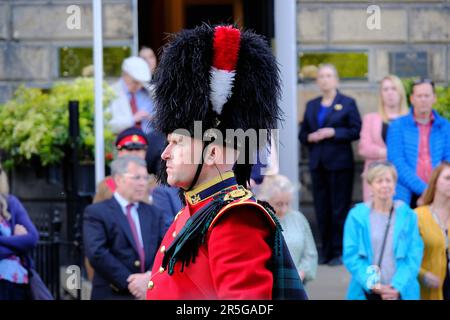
[137,0,166,55]
[185,5,234,29]
[138,0,274,57]
[242,0,274,41]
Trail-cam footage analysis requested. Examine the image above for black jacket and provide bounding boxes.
[83,197,167,299]
[299,91,361,170]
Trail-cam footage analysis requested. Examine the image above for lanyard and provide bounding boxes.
[376,205,394,268]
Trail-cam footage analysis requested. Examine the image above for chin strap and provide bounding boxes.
[184,140,213,192]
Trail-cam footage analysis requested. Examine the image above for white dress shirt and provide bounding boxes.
[113,192,144,248]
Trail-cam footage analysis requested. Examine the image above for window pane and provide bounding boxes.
[59,46,132,78]
[299,52,368,81]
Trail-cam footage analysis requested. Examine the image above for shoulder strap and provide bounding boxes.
[208,197,277,231]
[377,205,394,267]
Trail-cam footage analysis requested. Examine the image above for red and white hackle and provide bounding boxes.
[209,25,241,115]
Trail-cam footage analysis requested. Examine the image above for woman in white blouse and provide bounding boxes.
[257,174,318,284]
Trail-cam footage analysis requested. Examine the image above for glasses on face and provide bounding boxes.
[123,173,150,182]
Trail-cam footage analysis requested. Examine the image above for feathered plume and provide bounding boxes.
[209,25,240,115]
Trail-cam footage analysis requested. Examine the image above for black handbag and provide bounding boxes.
[364,205,393,300]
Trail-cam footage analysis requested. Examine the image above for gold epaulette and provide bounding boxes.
[208,188,277,231]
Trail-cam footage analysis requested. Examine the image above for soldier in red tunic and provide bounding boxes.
[146,24,307,300]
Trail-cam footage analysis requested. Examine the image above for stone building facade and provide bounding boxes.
[0,0,135,104]
[1,0,448,114]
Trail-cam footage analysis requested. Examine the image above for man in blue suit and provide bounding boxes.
[83,155,167,300]
[299,64,361,266]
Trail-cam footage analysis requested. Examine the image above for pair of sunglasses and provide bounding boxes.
[412,78,435,91]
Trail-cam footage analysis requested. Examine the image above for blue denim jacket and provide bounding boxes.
[343,202,423,300]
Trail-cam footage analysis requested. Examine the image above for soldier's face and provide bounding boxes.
[161,133,202,189]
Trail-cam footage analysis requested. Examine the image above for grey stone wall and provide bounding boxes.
[0,0,134,104]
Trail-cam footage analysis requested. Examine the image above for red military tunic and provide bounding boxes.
[146,172,275,300]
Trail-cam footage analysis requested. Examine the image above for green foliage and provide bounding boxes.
[0,78,116,168]
[59,47,131,78]
[402,78,450,121]
[435,86,450,120]
[299,52,369,80]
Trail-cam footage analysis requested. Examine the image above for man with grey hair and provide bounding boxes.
[83,155,167,300]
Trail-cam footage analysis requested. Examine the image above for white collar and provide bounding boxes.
[113,192,139,213]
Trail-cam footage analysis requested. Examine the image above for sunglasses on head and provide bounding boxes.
[368,160,395,169]
[412,78,435,91]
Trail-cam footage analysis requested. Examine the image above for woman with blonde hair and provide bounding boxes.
[415,161,450,300]
[256,174,318,284]
[0,164,39,299]
[358,75,409,201]
[343,161,423,300]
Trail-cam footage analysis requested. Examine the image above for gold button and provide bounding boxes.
[147,280,154,289]
[172,231,177,238]
[159,267,165,273]
[160,245,166,253]
[134,260,141,267]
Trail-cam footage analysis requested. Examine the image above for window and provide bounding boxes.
[299,51,369,82]
[59,46,131,78]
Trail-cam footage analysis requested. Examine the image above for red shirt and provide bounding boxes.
[415,113,434,184]
[146,172,274,300]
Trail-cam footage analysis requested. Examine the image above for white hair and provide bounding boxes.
[256,174,300,202]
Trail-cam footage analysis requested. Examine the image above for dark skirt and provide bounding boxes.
[0,279,30,300]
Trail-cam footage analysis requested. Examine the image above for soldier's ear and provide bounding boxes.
[204,145,216,166]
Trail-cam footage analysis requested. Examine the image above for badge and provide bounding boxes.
[334,104,343,111]
[224,189,248,201]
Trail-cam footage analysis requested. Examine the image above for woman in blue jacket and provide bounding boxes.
[0,166,39,300]
[343,161,423,300]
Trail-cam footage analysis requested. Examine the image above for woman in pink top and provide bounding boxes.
[358,75,409,201]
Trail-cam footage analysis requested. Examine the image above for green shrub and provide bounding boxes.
[0,78,115,168]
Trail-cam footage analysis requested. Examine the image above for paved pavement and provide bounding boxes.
[306,264,351,300]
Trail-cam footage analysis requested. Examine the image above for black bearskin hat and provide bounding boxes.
[152,24,282,187]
